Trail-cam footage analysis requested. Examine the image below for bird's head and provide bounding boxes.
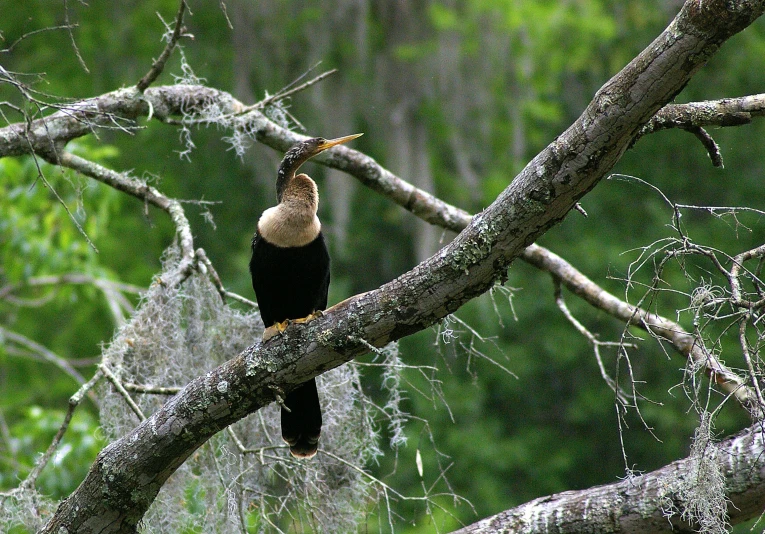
[276,133,363,202]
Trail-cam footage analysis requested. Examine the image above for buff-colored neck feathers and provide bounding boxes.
[257,174,321,247]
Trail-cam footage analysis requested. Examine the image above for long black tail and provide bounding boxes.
[281,378,322,458]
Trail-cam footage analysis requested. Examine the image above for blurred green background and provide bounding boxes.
[1,0,764,531]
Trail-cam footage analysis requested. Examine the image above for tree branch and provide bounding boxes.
[136,0,187,92]
[451,423,765,533]
[18,370,103,493]
[641,93,765,135]
[522,243,759,413]
[50,151,196,276]
[9,74,755,409]
[0,325,87,386]
[635,94,765,166]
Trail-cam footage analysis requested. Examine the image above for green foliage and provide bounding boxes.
[0,141,122,502]
[0,142,118,282]
[0,141,130,377]
[0,407,104,499]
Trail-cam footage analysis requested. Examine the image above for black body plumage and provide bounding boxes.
[250,233,329,457]
[250,233,330,328]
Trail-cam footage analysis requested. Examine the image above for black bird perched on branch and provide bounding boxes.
[250,133,362,458]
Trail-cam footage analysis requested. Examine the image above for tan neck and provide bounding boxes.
[257,174,321,247]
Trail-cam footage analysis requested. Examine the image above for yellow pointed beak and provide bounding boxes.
[316,133,363,152]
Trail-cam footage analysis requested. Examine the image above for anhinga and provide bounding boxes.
[250,133,362,458]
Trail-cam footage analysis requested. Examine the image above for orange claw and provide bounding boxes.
[262,320,289,341]
[293,310,324,324]
[262,311,324,341]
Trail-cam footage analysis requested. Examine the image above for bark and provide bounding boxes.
[1,0,756,531]
[452,424,765,533]
[640,93,765,136]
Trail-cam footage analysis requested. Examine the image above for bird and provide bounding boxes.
[250,133,362,458]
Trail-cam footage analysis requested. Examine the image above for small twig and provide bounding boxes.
[123,382,181,395]
[455,314,514,375]
[739,315,765,411]
[195,248,225,300]
[682,125,724,168]
[226,427,247,453]
[348,335,382,354]
[100,364,146,421]
[268,384,289,412]
[675,204,765,220]
[218,0,233,29]
[552,280,632,403]
[28,147,99,253]
[195,248,257,307]
[0,325,87,385]
[239,445,289,457]
[63,0,89,73]
[1,24,78,54]
[319,447,474,519]
[254,69,338,110]
[52,151,196,274]
[19,368,103,491]
[730,242,765,310]
[67,357,103,367]
[137,0,188,92]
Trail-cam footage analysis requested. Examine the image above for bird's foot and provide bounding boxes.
[293,310,324,324]
[262,312,323,341]
[263,320,290,341]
